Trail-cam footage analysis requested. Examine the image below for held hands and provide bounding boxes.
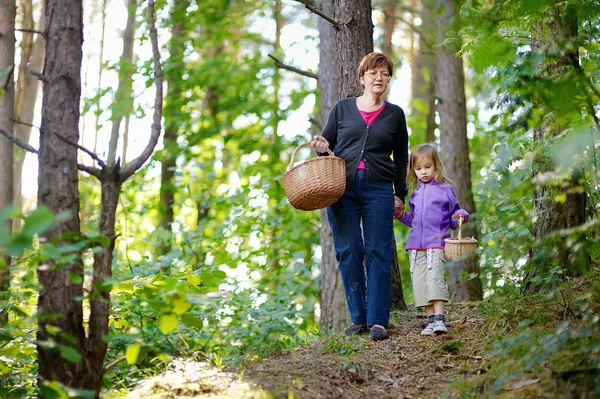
[394,196,405,219]
[309,136,329,153]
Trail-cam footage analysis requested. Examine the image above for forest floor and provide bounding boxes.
[124,303,489,398]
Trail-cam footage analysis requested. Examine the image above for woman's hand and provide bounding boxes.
[309,136,329,153]
[394,196,405,219]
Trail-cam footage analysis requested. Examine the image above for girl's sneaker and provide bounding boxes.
[421,315,435,335]
[433,314,448,334]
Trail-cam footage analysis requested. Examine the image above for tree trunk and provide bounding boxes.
[334,0,373,99]
[435,0,482,301]
[316,0,348,332]
[379,0,407,311]
[92,0,107,166]
[83,172,121,392]
[0,0,16,322]
[107,0,137,166]
[13,8,45,231]
[522,4,586,294]
[37,0,86,391]
[412,0,436,143]
[158,0,189,256]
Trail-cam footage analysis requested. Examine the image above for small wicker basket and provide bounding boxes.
[283,142,346,211]
[444,217,478,260]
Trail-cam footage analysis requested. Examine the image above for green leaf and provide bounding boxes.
[125,343,141,365]
[67,273,83,284]
[57,344,82,363]
[159,313,179,334]
[172,296,191,315]
[181,314,204,329]
[21,207,55,237]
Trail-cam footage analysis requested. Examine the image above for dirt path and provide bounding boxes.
[124,303,486,399]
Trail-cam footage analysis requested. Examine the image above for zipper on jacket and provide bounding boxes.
[419,184,426,248]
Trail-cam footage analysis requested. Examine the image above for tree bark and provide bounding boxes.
[334,0,373,99]
[107,0,137,166]
[0,0,16,322]
[379,0,407,311]
[37,0,86,390]
[522,4,586,294]
[158,0,189,256]
[412,0,436,143]
[435,0,482,301]
[13,6,45,231]
[316,0,348,332]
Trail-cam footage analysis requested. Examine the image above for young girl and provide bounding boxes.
[397,143,468,335]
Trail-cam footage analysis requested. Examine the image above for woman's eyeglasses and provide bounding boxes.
[365,71,391,80]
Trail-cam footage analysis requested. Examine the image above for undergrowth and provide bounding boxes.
[449,266,600,398]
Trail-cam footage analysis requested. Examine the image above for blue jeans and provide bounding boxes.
[327,169,394,328]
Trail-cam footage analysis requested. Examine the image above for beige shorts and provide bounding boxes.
[409,249,449,308]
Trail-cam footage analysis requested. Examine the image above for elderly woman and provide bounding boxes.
[310,52,408,340]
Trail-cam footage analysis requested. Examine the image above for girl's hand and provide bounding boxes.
[309,136,329,153]
[394,196,405,219]
[453,210,468,221]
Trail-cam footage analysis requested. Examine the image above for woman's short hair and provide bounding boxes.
[357,52,394,80]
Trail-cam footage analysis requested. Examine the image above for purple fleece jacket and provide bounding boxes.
[398,180,469,250]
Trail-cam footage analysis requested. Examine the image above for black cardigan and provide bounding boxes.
[321,97,409,201]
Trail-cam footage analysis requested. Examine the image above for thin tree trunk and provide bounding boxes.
[0,0,16,322]
[412,0,436,143]
[158,0,189,256]
[37,0,86,390]
[435,0,482,301]
[122,114,130,163]
[380,1,395,102]
[13,5,45,231]
[107,0,137,166]
[92,0,107,166]
[522,4,586,294]
[316,0,348,332]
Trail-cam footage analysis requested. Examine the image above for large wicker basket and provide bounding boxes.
[444,217,478,260]
[283,142,346,211]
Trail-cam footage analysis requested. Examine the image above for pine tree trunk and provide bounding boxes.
[0,0,16,322]
[107,0,137,166]
[317,0,348,332]
[37,0,86,390]
[435,0,482,301]
[522,4,586,294]
[13,6,45,231]
[158,0,189,256]
[412,0,436,143]
[334,0,373,99]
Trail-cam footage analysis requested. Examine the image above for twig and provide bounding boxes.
[308,116,322,130]
[119,0,163,180]
[292,0,314,6]
[304,4,337,27]
[52,132,107,168]
[267,54,318,80]
[10,118,39,130]
[16,28,44,36]
[0,128,39,154]
[29,70,47,82]
[78,163,102,179]
[104,356,127,373]
[393,15,433,49]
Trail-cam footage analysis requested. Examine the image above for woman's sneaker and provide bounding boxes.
[421,315,435,336]
[369,325,389,341]
[433,314,448,334]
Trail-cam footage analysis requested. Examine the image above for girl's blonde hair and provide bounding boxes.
[407,143,452,189]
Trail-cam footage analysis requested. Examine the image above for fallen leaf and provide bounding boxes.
[379,375,394,383]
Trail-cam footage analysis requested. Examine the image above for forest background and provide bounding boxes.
[0,0,599,397]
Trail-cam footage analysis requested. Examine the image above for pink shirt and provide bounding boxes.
[357,101,385,169]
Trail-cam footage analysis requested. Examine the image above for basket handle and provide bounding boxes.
[457,216,464,239]
[288,142,334,170]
